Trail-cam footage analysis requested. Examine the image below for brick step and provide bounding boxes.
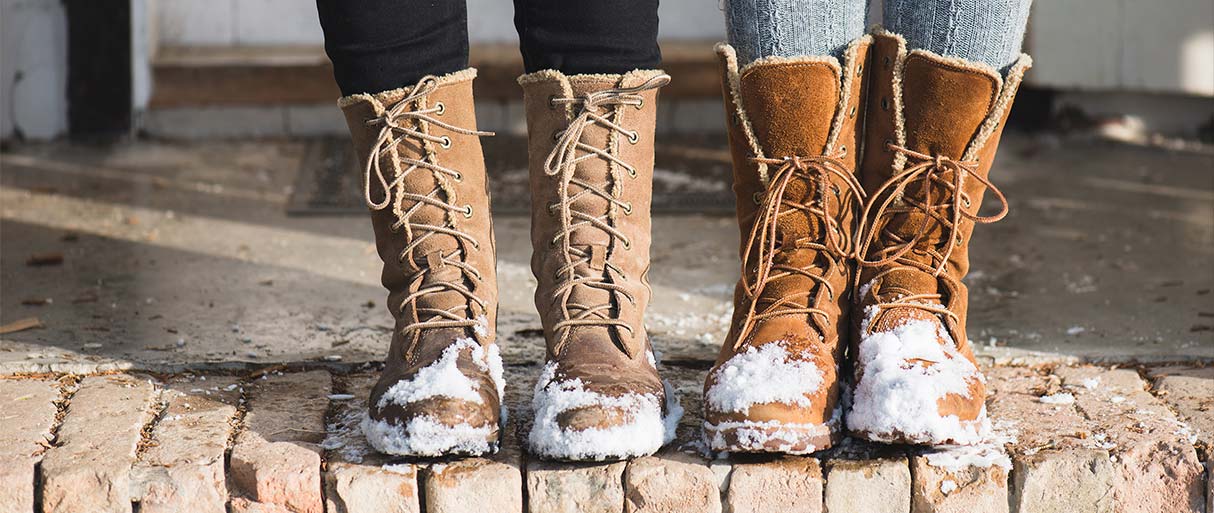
[149,42,723,110]
[2,364,1209,513]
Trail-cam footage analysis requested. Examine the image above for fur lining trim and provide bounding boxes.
[715,43,770,183]
[516,68,668,86]
[965,53,1033,161]
[826,34,873,152]
[338,68,478,109]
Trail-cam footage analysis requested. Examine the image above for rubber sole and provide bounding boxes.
[847,417,987,446]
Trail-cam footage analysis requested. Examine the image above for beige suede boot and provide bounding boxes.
[702,39,871,454]
[519,69,681,461]
[847,29,1032,446]
[340,70,504,456]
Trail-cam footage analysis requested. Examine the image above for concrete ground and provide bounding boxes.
[0,133,1212,512]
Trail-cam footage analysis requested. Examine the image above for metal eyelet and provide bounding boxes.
[463,205,474,218]
[881,97,890,111]
[831,184,841,197]
[635,98,644,109]
[752,192,763,205]
[856,63,863,75]
[552,130,562,142]
[883,56,892,69]
[849,105,856,118]
[839,145,848,157]
[622,238,632,249]
[627,131,640,144]
[626,167,637,178]
[435,102,445,115]
[452,171,463,181]
[883,139,893,152]
[547,202,558,216]
[622,202,633,215]
[955,235,964,246]
[962,197,972,208]
[548,95,558,109]
[550,234,560,247]
[440,136,452,148]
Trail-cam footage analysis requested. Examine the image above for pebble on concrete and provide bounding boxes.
[39,375,158,513]
[824,457,911,513]
[526,460,627,513]
[726,456,823,513]
[625,453,721,513]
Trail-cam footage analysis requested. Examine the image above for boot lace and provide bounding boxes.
[855,143,1009,325]
[362,75,495,343]
[733,154,865,348]
[543,74,670,353]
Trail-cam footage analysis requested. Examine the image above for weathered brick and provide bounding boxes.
[0,379,59,513]
[985,366,1094,453]
[526,460,626,513]
[424,458,523,513]
[1056,366,1205,513]
[726,456,822,513]
[1010,449,1116,513]
[131,376,241,513]
[1146,365,1213,449]
[230,371,331,513]
[625,453,721,513]
[230,497,295,513]
[323,374,420,513]
[326,463,420,513]
[40,375,158,513]
[824,457,911,513]
[910,455,1009,513]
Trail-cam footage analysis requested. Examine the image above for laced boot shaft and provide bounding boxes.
[520,70,679,461]
[703,40,870,454]
[340,70,503,456]
[846,29,1032,446]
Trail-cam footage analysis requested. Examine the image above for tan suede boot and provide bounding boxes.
[518,69,681,461]
[339,70,504,456]
[847,29,1031,445]
[702,39,871,454]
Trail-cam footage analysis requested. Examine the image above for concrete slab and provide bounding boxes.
[726,456,823,513]
[625,452,721,513]
[424,458,523,513]
[526,460,627,513]
[230,370,331,513]
[823,457,911,513]
[1145,365,1213,450]
[0,378,60,513]
[39,375,158,513]
[0,135,1210,377]
[131,375,242,513]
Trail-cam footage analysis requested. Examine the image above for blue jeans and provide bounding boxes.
[725,0,1032,71]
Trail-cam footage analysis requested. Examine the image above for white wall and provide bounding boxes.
[0,0,68,140]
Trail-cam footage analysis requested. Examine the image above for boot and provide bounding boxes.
[519,70,681,461]
[847,29,1032,445]
[340,70,504,456]
[702,40,872,454]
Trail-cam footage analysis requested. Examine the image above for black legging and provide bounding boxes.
[316,0,661,96]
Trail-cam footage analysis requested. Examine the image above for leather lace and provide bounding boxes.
[855,143,1009,325]
[733,154,865,348]
[362,75,495,342]
[543,74,670,352]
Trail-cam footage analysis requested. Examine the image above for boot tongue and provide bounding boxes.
[739,61,843,303]
[885,53,1001,252]
[900,52,1000,160]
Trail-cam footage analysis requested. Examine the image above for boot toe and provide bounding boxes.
[363,396,500,457]
[847,312,989,445]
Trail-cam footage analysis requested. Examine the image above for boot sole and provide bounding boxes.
[703,420,839,455]
[847,419,986,446]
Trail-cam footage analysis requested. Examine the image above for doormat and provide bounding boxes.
[286,134,737,216]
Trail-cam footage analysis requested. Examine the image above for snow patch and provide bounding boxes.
[848,308,989,445]
[940,480,958,495]
[376,338,504,409]
[362,415,496,457]
[705,342,823,415]
[1038,393,1075,405]
[528,361,683,460]
[1081,377,1100,390]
